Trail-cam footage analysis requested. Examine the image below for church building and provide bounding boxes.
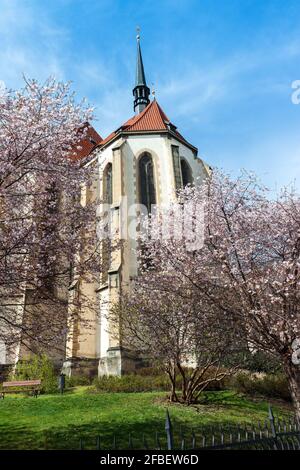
[0,33,210,377]
[63,33,210,377]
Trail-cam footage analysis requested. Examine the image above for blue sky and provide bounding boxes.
[1,0,300,190]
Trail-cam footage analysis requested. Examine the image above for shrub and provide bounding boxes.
[241,351,282,374]
[11,354,58,394]
[221,350,282,374]
[93,374,170,393]
[92,368,231,394]
[134,366,164,377]
[230,372,291,401]
[93,369,291,401]
[66,375,93,388]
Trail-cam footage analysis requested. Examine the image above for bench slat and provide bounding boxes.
[3,380,41,387]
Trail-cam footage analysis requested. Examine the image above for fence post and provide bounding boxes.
[165,409,174,450]
[79,438,83,450]
[268,404,277,438]
[268,404,279,450]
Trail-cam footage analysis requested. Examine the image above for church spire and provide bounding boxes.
[133,28,150,114]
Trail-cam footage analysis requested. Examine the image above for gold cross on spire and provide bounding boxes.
[151,82,156,99]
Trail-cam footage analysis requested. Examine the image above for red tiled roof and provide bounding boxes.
[123,99,170,131]
[71,123,102,160]
[99,100,196,151]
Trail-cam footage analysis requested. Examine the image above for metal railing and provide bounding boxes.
[77,404,300,450]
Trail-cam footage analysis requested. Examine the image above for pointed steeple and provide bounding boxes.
[136,37,147,86]
[133,29,150,114]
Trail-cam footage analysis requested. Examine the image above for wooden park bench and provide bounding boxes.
[0,380,41,399]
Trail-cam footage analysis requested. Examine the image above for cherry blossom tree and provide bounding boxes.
[114,271,241,404]
[121,171,300,416]
[0,77,100,361]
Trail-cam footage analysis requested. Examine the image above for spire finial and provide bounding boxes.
[136,26,140,41]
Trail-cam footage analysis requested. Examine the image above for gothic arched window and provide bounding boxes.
[102,163,113,284]
[139,153,156,213]
[103,163,113,204]
[180,158,193,187]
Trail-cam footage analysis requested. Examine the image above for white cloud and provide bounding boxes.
[0,0,67,87]
[0,0,299,191]
[0,0,127,136]
[156,38,300,123]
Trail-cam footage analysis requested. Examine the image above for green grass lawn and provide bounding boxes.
[0,387,292,450]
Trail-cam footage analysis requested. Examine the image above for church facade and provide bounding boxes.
[0,35,210,377]
[62,35,210,377]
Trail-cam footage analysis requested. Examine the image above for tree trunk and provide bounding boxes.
[167,364,178,402]
[283,358,300,423]
[170,379,177,402]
